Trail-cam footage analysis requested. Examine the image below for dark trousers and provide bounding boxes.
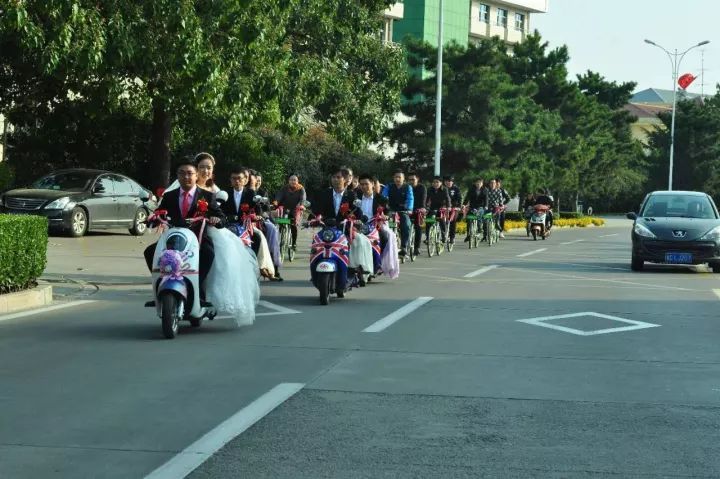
[498,211,506,231]
[448,219,457,241]
[144,237,215,299]
[413,223,422,251]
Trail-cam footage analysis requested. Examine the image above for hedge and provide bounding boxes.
[0,214,49,294]
[504,211,585,221]
[455,216,604,234]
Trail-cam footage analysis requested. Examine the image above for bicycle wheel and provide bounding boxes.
[467,220,476,250]
[284,226,294,262]
[427,224,437,257]
[487,219,495,246]
[408,225,416,262]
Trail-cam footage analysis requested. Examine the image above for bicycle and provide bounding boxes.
[483,206,503,246]
[273,204,305,262]
[465,207,484,249]
[446,207,462,252]
[389,211,415,264]
[426,208,448,257]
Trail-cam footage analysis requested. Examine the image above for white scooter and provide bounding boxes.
[528,204,551,240]
[145,191,228,339]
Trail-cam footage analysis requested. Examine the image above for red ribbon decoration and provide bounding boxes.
[678,73,696,90]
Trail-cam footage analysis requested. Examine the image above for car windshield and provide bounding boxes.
[641,194,717,219]
[31,172,95,192]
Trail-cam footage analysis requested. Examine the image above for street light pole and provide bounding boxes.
[644,39,709,191]
[433,0,444,176]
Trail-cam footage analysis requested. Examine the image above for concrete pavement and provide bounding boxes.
[2,218,719,478]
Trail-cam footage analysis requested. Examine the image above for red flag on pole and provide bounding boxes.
[678,73,697,90]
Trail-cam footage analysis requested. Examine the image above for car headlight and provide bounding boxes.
[633,223,656,239]
[700,225,720,241]
[44,197,72,210]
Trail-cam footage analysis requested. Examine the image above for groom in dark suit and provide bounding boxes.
[312,168,360,223]
[143,160,225,300]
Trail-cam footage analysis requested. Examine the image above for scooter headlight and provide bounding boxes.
[321,229,335,242]
[165,233,188,251]
[360,224,371,235]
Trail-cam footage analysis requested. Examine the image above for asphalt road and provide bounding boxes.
[1,219,719,478]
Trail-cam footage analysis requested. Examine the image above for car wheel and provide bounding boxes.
[129,208,148,236]
[710,262,720,273]
[631,253,644,271]
[69,207,88,237]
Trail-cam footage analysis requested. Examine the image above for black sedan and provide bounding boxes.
[627,190,720,272]
[0,169,157,237]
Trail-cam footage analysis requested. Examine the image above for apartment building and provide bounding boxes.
[389,0,548,47]
[382,2,405,44]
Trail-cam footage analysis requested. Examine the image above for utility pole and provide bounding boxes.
[433,0,443,176]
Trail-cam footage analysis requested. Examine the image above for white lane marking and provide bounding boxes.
[599,233,619,238]
[713,289,720,300]
[363,297,433,333]
[464,265,500,278]
[517,312,660,336]
[517,248,547,258]
[561,239,585,245]
[0,300,96,323]
[145,382,304,479]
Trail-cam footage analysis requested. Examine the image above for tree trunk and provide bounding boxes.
[150,98,172,190]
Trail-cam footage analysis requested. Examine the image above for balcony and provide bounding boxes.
[384,2,404,20]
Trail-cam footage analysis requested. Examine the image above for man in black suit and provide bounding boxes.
[222,166,258,220]
[311,168,359,223]
[143,161,225,300]
[357,173,389,249]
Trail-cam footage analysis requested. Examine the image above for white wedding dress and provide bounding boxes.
[163,181,260,326]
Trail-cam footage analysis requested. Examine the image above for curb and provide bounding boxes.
[0,285,53,315]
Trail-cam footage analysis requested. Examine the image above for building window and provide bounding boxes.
[515,12,526,31]
[479,4,489,23]
[497,8,508,27]
[380,18,393,43]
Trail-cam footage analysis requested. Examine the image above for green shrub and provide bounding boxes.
[0,214,48,293]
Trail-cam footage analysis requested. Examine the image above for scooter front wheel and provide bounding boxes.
[160,293,181,339]
[318,273,332,305]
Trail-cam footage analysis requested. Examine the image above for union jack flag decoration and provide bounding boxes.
[311,232,349,266]
[366,227,381,256]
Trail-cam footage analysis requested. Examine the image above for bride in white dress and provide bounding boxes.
[164,153,260,326]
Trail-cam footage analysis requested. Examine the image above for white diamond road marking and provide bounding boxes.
[516,312,660,336]
[216,301,300,320]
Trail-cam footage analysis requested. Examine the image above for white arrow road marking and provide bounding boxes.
[464,265,500,278]
[215,300,301,320]
[517,248,547,258]
[363,297,433,333]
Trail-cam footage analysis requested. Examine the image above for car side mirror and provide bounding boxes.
[626,212,637,220]
[138,190,151,202]
[93,185,105,194]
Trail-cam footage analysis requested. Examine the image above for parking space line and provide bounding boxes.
[464,265,499,278]
[363,297,433,333]
[144,382,305,479]
[0,300,96,323]
[517,248,547,258]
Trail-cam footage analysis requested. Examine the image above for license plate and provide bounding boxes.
[665,252,693,264]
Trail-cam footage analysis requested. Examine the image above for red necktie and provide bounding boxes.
[181,191,191,218]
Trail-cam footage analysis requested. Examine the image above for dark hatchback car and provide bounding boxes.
[627,190,720,272]
[0,169,157,237]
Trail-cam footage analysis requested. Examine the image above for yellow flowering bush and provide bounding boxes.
[455,217,605,234]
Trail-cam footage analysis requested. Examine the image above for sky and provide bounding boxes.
[532,0,719,95]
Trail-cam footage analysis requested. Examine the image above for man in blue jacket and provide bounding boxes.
[382,170,414,257]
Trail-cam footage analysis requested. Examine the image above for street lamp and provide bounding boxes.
[433,0,443,176]
[644,39,710,191]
